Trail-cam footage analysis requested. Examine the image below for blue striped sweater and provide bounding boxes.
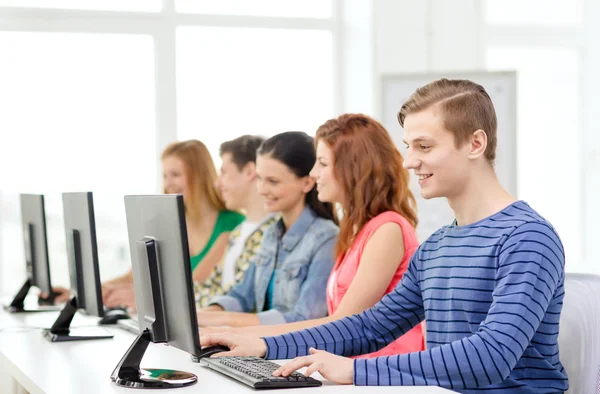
[263,201,568,393]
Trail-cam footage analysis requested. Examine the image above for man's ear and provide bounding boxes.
[242,162,257,180]
[468,129,488,160]
[302,176,316,193]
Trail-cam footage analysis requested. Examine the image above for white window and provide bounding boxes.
[176,26,334,159]
[0,3,338,297]
[0,32,156,294]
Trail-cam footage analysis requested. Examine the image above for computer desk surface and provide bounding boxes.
[0,305,453,394]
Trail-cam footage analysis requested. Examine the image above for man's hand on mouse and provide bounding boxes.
[200,332,267,358]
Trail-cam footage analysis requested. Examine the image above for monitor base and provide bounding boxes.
[43,327,114,342]
[5,278,60,313]
[111,329,197,389]
[114,369,197,389]
[4,304,61,313]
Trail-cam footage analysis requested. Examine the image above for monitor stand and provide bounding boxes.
[111,329,197,389]
[42,296,114,342]
[4,278,61,313]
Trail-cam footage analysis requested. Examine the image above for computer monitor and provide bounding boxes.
[42,192,113,342]
[4,194,60,312]
[111,194,199,389]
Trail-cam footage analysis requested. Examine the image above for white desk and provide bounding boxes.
[0,307,453,394]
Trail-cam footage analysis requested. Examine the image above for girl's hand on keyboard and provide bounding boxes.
[200,332,267,358]
[199,326,235,335]
[273,347,353,385]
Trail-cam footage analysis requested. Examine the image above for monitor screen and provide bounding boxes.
[124,194,200,354]
[20,193,52,294]
[42,192,113,342]
[5,194,60,312]
[62,191,104,318]
[111,194,200,389]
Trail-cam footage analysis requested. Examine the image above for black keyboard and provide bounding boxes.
[116,318,140,334]
[200,356,322,389]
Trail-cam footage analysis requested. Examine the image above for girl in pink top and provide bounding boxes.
[327,211,424,357]
[202,114,424,357]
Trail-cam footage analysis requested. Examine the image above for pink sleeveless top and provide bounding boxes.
[326,211,425,358]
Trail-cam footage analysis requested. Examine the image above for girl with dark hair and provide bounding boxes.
[196,131,339,327]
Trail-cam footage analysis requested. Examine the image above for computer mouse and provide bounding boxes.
[197,345,230,359]
[98,308,130,325]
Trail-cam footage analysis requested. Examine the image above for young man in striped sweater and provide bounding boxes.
[201,79,568,393]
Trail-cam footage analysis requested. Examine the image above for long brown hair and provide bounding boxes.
[316,114,417,258]
[161,140,226,224]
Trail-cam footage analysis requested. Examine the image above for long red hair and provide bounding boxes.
[316,114,418,258]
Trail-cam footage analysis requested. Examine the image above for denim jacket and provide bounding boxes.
[210,206,338,325]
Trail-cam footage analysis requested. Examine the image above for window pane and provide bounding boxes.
[487,46,583,270]
[0,32,156,296]
[176,0,331,18]
[176,27,334,160]
[0,0,160,12]
[486,0,582,26]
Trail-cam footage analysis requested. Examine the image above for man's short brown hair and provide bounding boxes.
[398,78,498,162]
[219,135,265,170]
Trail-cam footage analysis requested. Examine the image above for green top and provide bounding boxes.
[190,210,245,272]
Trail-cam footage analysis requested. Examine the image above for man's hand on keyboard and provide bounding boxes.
[200,332,267,358]
[273,347,353,385]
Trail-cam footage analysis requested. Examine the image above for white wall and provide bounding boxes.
[340,0,484,115]
[371,0,484,117]
[583,0,600,272]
